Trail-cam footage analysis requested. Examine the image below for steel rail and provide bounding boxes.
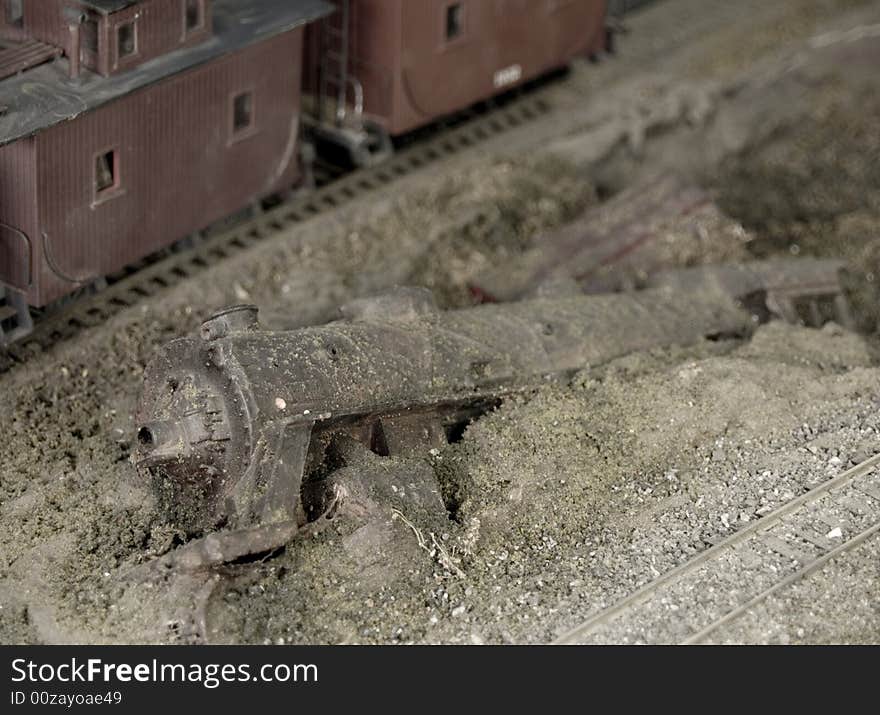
[683,519,880,644]
[554,452,880,644]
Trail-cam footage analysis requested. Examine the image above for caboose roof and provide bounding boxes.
[77,0,138,15]
[0,0,333,147]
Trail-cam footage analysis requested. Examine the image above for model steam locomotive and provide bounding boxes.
[135,286,750,533]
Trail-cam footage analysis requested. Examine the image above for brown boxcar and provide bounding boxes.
[306,0,608,139]
[0,0,330,308]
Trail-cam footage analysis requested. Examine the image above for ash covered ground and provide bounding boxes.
[1,0,879,644]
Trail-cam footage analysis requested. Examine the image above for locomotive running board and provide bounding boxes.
[0,286,33,348]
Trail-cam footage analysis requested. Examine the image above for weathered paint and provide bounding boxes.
[31,30,304,306]
[22,0,213,77]
[306,0,608,136]
[0,137,37,293]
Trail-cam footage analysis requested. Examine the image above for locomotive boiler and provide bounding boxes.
[135,287,751,534]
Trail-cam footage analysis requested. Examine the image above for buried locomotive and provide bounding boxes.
[135,247,852,544]
[134,286,752,536]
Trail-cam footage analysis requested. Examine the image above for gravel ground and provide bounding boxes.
[1,0,879,644]
[706,534,880,644]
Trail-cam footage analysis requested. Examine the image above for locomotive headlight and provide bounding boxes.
[135,419,183,465]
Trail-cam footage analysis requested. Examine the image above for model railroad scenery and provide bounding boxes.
[0,0,878,645]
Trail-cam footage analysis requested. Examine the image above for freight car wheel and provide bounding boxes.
[351,119,394,168]
[38,277,108,317]
[0,287,33,347]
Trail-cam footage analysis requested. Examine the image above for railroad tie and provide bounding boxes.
[836,494,874,517]
[759,534,815,565]
[854,481,880,503]
[786,524,834,551]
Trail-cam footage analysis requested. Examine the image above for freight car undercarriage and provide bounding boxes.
[305,0,394,168]
[0,285,30,346]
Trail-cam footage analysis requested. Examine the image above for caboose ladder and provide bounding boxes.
[308,0,391,166]
[319,0,354,125]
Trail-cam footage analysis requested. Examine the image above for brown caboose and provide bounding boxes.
[304,0,609,165]
[0,0,330,331]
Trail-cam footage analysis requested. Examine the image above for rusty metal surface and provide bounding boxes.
[0,137,36,293]
[394,0,608,134]
[135,286,751,536]
[75,0,217,78]
[30,30,306,307]
[23,0,101,68]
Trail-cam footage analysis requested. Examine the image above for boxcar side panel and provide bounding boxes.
[349,0,400,125]
[0,137,38,296]
[302,0,400,124]
[0,0,27,42]
[33,29,304,306]
[390,0,606,135]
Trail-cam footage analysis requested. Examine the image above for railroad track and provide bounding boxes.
[555,452,880,644]
[0,88,553,375]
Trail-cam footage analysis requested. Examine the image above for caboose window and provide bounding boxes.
[232,91,254,136]
[7,0,23,26]
[445,4,463,40]
[95,150,118,196]
[184,0,204,35]
[117,22,136,58]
